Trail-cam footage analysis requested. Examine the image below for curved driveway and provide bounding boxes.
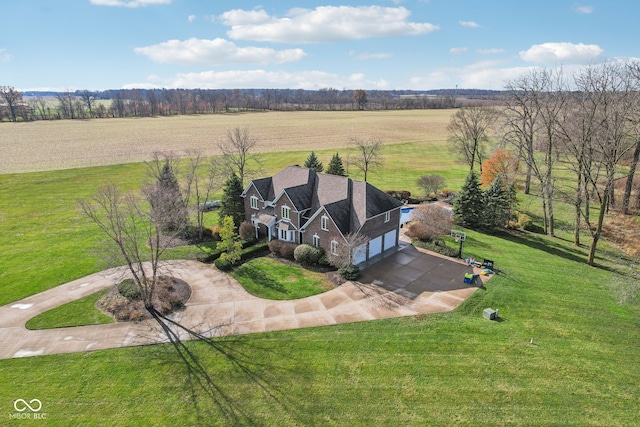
[0,245,486,360]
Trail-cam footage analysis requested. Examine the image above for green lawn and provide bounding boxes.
[25,289,114,330]
[232,257,331,299]
[1,227,638,425]
[1,132,639,425]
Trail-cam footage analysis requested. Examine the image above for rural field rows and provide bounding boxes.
[0,110,453,174]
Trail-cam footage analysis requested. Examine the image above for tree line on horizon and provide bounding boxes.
[0,87,497,121]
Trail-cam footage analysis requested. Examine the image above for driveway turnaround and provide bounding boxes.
[0,245,487,360]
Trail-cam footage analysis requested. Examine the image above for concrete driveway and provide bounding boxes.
[0,245,486,360]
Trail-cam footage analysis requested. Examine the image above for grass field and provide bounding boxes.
[1,111,639,425]
[0,109,452,174]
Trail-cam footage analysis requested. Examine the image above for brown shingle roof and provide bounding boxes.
[249,165,402,235]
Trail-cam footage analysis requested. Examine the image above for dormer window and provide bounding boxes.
[321,215,329,231]
[281,205,291,220]
[250,196,259,210]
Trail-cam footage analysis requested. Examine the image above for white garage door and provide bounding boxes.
[369,236,383,258]
[384,229,397,251]
[352,243,367,265]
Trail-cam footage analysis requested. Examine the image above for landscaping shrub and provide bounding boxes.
[384,190,411,201]
[240,241,270,261]
[128,310,144,322]
[294,244,324,265]
[413,240,459,258]
[239,220,256,242]
[210,225,222,241]
[268,240,297,260]
[338,264,360,281]
[517,212,534,231]
[117,279,140,300]
[214,256,233,271]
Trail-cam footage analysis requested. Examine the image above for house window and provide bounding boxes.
[384,211,391,223]
[312,234,320,248]
[250,196,259,210]
[281,205,291,220]
[280,228,295,242]
[321,215,329,231]
[330,240,339,256]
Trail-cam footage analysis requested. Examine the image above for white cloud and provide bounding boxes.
[349,51,393,60]
[187,15,196,23]
[519,42,603,64]
[410,61,538,90]
[459,20,480,28]
[134,38,307,66]
[124,69,388,90]
[575,5,594,14]
[477,48,505,54]
[0,49,13,62]
[90,0,170,7]
[219,8,272,26]
[450,47,468,55]
[222,6,438,43]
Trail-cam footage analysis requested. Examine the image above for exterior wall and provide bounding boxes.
[242,185,263,222]
[358,207,401,240]
[273,192,300,229]
[301,209,345,256]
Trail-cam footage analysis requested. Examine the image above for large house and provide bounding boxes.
[241,166,403,265]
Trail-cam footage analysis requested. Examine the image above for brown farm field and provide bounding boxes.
[0,109,454,174]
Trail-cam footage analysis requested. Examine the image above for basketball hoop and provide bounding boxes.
[450,230,466,242]
[451,230,466,258]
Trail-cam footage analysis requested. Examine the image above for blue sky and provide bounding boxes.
[1,0,637,91]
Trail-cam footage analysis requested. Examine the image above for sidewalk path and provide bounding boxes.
[0,247,486,360]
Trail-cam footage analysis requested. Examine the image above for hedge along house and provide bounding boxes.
[241,166,403,265]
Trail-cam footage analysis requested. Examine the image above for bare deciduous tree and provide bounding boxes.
[621,60,640,215]
[349,136,383,182]
[327,232,370,268]
[352,89,368,110]
[503,68,567,236]
[79,184,179,310]
[417,174,446,196]
[406,203,452,241]
[447,106,496,173]
[217,127,262,187]
[183,150,224,240]
[0,85,24,122]
[575,62,637,265]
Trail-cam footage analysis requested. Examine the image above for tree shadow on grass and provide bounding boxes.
[234,265,289,295]
[147,308,307,426]
[498,231,590,266]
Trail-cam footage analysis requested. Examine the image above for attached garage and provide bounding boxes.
[384,230,397,251]
[368,236,383,258]
[352,243,367,265]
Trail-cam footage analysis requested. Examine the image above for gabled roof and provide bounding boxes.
[247,165,403,235]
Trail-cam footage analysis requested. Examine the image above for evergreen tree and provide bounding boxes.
[149,161,188,233]
[482,176,511,231]
[219,173,245,228]
[218,215,243,265]
[325,152,347,176]
[453,171,484,229]
[304,151,324,172]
